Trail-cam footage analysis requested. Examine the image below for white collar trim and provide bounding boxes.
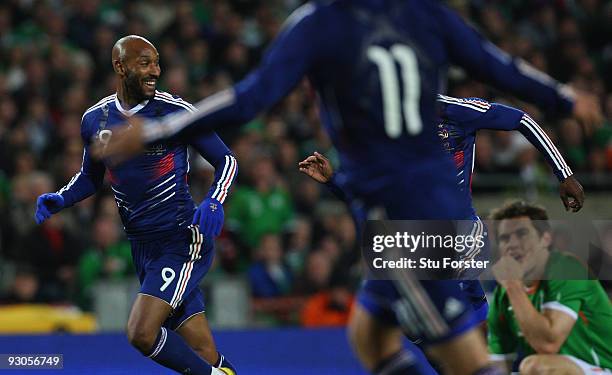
[114,95,149,117]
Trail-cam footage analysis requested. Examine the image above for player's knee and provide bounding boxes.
[519,355,547,375]
[127,325,158,355]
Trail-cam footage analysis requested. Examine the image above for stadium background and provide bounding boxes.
[0,0,610,373]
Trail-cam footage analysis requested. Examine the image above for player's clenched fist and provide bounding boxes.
[559,175,585,212]
[34,193,65,224]
[192,197,224,237]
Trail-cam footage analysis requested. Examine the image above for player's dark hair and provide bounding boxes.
[490,200,551,236]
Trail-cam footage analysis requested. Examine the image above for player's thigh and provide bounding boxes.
[520,354,590,375]
[127,293,173,346]
[348,302,403,371]
[176,309,217,364]
[140,226,214,310]
[163,286,206,328]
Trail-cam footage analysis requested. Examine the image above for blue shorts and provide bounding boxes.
[358,279,481,346]
[130,225,214,330]
[357,218,490,345]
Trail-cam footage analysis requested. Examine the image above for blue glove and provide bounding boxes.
[192,197,224,237]
[34,193,65,224]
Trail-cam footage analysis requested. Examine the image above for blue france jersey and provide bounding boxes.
[59,91,237,240]
[436,95,573,219]
[143,0,574,220]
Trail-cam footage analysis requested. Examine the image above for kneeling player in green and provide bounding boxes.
[488,201,612,375]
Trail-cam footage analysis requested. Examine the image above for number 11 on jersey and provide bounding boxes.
[368,44,422,138]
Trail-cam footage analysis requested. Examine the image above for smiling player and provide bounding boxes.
[34,36,237,375]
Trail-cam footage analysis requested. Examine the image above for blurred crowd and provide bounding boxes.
[0,0,610,327]
[450,0,612,189]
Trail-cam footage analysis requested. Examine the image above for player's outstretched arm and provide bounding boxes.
[440,97,585,212]
[513,113,584,211]
[190,132,238,237]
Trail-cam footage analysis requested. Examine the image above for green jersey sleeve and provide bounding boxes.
[543,251,592,320]
[541,279,590,320]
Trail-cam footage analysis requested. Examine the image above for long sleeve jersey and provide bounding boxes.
[436,95,572,218]
[58,91,237,240]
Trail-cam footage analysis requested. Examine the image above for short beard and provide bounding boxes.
[124,69,149,103]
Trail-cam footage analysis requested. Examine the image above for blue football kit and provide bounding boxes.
[59,91,237,329]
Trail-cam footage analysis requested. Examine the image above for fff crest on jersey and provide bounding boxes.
[144,143,167,156]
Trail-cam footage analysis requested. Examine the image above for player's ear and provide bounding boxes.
[113,58,125,76]
[541,230,552,249]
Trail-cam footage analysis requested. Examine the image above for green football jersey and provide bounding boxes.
[488,251,612,370]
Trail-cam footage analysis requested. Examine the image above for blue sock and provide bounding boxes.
[214,352,237,373]
[373,350,438,375]
[147,327,214,375]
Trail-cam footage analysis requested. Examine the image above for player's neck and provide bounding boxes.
[116,84,143,109]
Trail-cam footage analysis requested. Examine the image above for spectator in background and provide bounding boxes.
[248,233,292,298]
[214,236,243,274]
[285,216,312,276]
[19,212,82,303]
[333,213,357,252]
[227,155,294,250]
[6,165,41,244]
[0,264,44,304]
[293,177,320,215]
[77,215,132,310]
[295,250,333,295]
[301,271,354,328]
[561,119,588,170]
